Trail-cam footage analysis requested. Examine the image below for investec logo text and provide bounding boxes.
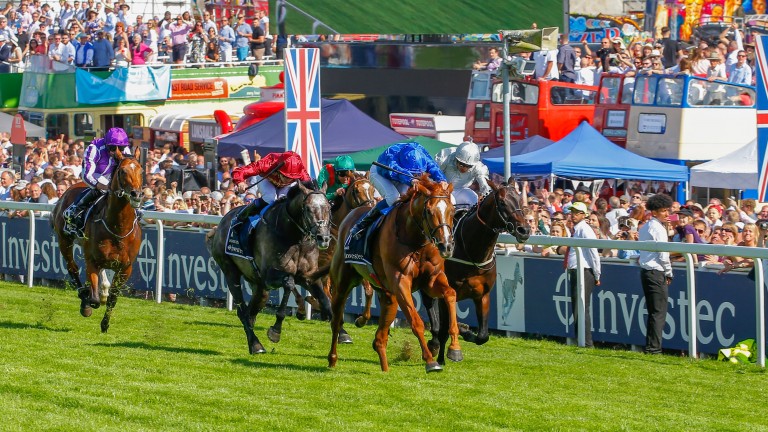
[1,222,74,274]
[552,273,737,347]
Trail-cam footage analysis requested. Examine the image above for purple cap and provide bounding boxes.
[105,127,130,147]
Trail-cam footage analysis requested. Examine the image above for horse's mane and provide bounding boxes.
[396,173,443,204]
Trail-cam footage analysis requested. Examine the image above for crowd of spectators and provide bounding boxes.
[468,22,757,89]
[509,183,765,272]
[0,133,260,230]
[0,0,279,72]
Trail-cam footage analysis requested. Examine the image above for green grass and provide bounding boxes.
[268,0,564,35]
[1,281,767,431]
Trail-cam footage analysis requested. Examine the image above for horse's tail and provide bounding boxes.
[204,227,217,252]
[307,263,331,281]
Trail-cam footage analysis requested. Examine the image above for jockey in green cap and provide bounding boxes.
[317,155,356,202]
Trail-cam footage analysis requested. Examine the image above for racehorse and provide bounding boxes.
[328,174,458,373]
[425,181,529,363]
[206,181,332,355]
[274,173,375,334]
[350,181,530,364]
[51,150,144,332]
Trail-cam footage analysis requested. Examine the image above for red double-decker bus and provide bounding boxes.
[463,71,598,149]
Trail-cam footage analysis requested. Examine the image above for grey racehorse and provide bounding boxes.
[206,181,332,354]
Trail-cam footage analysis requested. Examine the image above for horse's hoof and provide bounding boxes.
[250,343,267,355]
[100,294,108,305]
[425,362,443,373]
[296,310,307,321]
[427,339,440,357]
[80,305,92,318]
[267,327,281,343]
[89,299,101,310]
[338,333,353,344]
[100,321,110,333]
[354,316,368,328]
[447,349,464,363]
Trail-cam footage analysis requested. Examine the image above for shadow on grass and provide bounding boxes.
[231,357,331,373]
[94,341,222,356]
[184,320,239,329]
[0,320,72,333]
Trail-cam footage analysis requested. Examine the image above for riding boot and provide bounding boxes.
[64,187,101,222]
[237,197,268,223]
[351,200,388,239]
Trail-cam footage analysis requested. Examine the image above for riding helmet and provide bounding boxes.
[454,141,481,167]
[105,127,130,147]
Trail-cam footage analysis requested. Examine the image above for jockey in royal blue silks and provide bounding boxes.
[63,127,132,232]
[351,141,447,239]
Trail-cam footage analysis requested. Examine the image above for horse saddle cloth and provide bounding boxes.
[63,191,105,238]
[225,204,271,260]
[343,205,391,266]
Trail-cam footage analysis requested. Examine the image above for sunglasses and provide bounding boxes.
[526,219,536,223]
[696,229,705,234]
[337,170,352,177]
[553,218,564,221]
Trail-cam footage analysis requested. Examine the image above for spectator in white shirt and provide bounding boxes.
[638,193,674,354]
[557,201,600,347]
[534,47,559,81]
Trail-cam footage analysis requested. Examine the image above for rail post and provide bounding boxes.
[155,219,164,304]
[756,258,766,368]
[26,211,36,288]
[683,253,697,359]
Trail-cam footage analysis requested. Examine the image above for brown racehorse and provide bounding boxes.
[328,174,458,373]
[51,151,144,333]
[349,182,530,364]
[275,173,375,336]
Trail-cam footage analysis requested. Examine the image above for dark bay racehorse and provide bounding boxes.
[206,181,332,354]
[328,174,458,373]
[352,182,530,364]
[427,181,529,363]
[51,151,144,332]
[284,172,375,325]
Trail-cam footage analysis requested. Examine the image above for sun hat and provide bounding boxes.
[14,180,29,190]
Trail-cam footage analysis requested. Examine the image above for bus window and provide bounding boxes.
[551,86,596,105]
[102,114,144,132]
[621,78,636,104]
[45,114,68,139]
[492,82,538,105]
[469,73,492,100]
[655,77,684,107]
[20,110,44,127]
[599,77,621,104]
[474,103,490,122]
[633,76,659,105]
[74,113,94,136]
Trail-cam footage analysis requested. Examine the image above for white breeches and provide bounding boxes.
[254,176,296,204]
[452,187,478,208]
[370,165,410,206]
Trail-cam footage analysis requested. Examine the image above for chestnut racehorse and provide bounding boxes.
[328,174,458,373]
[51,151,144,333]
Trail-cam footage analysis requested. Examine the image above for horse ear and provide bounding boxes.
[488,179,499,192]
[114,148,125,161]
[297,181,311,194]
[320,182,327,193]
[364,171,370,179]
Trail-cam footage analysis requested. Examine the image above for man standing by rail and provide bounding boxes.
[638,193,674,354]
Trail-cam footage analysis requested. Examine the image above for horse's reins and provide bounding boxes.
[97,155,142,240]
[278,190,329,240]
[449,190,504,269]
[399,192,452,248]
[345,177,375,208]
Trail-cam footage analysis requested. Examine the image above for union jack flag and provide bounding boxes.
[755,36,768,201]
[284,48,322,178]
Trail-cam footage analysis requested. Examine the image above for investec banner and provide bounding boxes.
[1,216,765,354]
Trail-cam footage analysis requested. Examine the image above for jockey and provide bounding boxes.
[232,150,310,223]
[351,141,447,238]
[63,127,132,229]
[440,141,491,212]
[317,155,356,202]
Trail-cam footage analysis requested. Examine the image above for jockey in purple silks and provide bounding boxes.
[63,127,132,230]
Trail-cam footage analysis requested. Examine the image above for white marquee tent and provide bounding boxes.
[689,139,756,189]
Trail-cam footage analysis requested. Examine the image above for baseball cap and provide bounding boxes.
[620,194,630,203]
[14,180,29,190]
[676,208,694,218]
[563,188,574,196]
[570,202,589,215]
[528,196,540,204]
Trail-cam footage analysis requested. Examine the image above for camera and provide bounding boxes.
[757,219,768,232]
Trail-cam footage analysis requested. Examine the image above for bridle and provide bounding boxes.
[474,187,524,234]
[111,156,143,209]
[283,189,330,239]
[344,177,375,208]
[408,190,453,247]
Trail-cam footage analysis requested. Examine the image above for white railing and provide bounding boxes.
[1,201,765,366]
[498,233,767,368]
